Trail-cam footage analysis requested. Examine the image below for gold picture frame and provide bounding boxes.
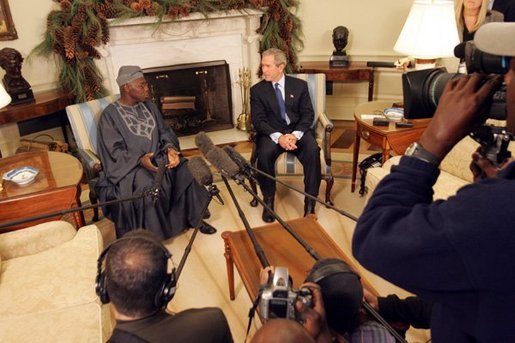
[0,0,17,41]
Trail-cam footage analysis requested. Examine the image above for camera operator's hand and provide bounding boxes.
[470,148,515,181]
[259,266,275,285]
[297,282,332,343]
[419,73,504,161]
[140,152,158,172]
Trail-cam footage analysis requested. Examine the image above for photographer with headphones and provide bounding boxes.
[96,229,233,343]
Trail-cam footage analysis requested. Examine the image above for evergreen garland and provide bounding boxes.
[31,0,303,102]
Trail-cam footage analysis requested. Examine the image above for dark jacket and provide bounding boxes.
[353,157,515,342]
[250,75,314,136]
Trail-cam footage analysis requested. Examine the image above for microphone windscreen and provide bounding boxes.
[195,131,215,157]
[223,146,251,170]
[454,42,466,59]
[187,156,213,186]
[205,147,240,178]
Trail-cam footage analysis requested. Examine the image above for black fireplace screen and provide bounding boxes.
[143,60,233,136]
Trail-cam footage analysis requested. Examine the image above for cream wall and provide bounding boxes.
[1,0,455,154]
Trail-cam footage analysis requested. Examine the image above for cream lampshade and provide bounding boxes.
[0,84,12,108]
[394,0,460,70]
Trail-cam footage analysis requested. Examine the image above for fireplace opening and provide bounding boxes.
[143,60,233,137]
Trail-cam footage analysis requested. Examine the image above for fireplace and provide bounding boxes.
[143,60,232,136]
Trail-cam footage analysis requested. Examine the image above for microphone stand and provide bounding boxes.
[226,173,321,262]
[0,192,150,232]
[0,162,167,232]
[246,166,358,222]
[221,175,270,268]
[175,183,219,279]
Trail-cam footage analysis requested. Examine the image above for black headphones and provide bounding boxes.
[95,233,177,308]
[305,258,360,284]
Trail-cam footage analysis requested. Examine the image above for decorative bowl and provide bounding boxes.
[2,166,39,186]
[383,107,404,122]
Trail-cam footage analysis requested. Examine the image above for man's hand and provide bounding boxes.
[470,148,514,181]
[419,73,503,160]
[167,148,180,169]
[297,282,332,343]
[278,134,298,151]
[140,152,158,172]
[259,266,275,285]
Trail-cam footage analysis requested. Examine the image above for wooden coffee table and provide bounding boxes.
[351,101,432,192]
[221,218,376,304]
[0,151,84,231]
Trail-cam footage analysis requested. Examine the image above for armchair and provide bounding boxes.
[249,73,334,206]
[66,95,119,221]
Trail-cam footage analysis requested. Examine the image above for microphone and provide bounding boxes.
[366,61,395,68]
[204,146,244,182]
[223,146,254,179]
[195,131,216,157]
[187,156,225,205]
[151,158,166,206]
[454,42,466,59]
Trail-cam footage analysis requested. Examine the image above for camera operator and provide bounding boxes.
[353,22,515,342]
[99,229,233,343]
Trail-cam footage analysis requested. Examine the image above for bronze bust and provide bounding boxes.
[0,48,34,104]
[330,26,350,67]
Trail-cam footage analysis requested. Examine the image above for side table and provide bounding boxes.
[298,61,375,101]
[0,151,84,231]
[351,101,431,192]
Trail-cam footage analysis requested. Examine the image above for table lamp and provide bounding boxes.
[0,84,12,108]
[394,0,459,70]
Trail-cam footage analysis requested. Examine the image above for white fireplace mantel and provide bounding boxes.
[95,9,263,148]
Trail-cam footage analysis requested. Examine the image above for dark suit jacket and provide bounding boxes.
[110,308,233,343]
[493,0,515,22]
[250,75,314,136]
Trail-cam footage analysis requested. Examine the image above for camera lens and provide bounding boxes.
[402,68,506,120]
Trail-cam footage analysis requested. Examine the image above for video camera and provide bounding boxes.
[402,41,513,166]
[259,267,312,323]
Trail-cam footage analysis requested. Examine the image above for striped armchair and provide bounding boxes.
[249,73,334,206]
[66,95,119,221]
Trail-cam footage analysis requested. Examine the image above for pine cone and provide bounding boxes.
[85,22,100,46]
[59,0,72,12]
[63,26,76,60]
[99,18,110,45]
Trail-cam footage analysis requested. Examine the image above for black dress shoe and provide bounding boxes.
[262,195,275,223]
[304,199,316,217]
[199,221,217,235]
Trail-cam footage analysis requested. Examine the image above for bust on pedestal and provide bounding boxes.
[0,48,34,105]
[330,26,350,68]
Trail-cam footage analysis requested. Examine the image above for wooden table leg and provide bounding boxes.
[221,232,236,300]
[351,123,361,193]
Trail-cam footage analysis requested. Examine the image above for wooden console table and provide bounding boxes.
[221,218,376,304]
[351,101,431,192]
[298,61,375,101]
[0,89,72,157]
[0,151,84,231]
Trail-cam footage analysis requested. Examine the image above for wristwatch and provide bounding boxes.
[405,142,441,166]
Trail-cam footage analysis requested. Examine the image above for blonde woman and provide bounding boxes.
[456,0,503,42]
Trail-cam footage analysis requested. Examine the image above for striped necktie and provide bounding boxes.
[274,83,286,121]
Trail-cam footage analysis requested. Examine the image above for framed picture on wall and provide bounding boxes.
[0,0,17,41]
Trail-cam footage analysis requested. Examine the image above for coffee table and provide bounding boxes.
[221,218,376,304]
[0,151,84,231]
[351,101,432,192]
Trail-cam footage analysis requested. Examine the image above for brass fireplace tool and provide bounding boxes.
[237,67,251,131]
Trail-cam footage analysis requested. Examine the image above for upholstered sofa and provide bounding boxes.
[365,135,482,202]
[0,221,114,342]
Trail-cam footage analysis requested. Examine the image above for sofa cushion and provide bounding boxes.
[0,302,111,343]
[0,221,76,261]
[0,225,102,315]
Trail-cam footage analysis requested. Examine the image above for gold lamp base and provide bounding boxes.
[237,113,248,131]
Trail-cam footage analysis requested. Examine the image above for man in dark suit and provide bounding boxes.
[99,229,233,343]
[251,48,321,223]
